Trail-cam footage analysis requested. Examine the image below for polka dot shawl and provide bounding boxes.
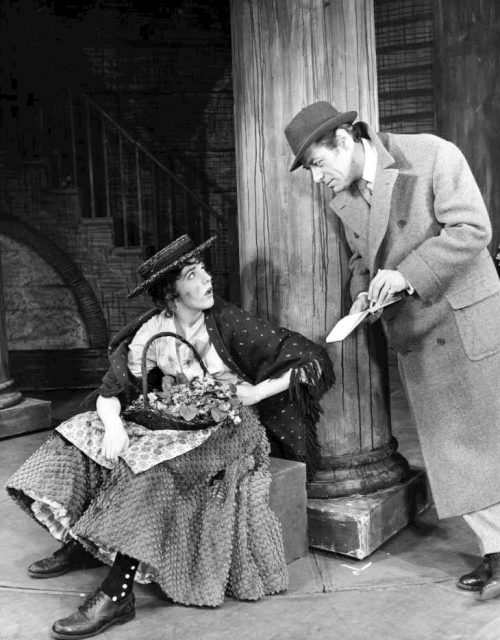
[83,298,334,475]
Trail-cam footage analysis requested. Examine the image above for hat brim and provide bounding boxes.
[127,236,217,298]
[289,110,358,171]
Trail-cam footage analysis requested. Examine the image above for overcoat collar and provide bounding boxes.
[329,125,399,274]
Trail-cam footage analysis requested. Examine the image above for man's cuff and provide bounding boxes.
[397,252,441,302]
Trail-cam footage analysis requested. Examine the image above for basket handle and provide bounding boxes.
[140,331,209,409]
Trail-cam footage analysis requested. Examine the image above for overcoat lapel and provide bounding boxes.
[366,128,398,273]
[329,187,369,238]
[329,127,399,274]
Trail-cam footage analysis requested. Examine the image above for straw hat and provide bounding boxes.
[127,234,216,298]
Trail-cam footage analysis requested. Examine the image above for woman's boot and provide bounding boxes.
[51,553,138,639]
[28,539,102,578]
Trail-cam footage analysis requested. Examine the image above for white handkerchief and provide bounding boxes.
[326,294,403,343]
[326,310,370,342]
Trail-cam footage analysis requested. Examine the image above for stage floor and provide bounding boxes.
[1,374,499,640]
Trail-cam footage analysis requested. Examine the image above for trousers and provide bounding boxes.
[463,502,500,555]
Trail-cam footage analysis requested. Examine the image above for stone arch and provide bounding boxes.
[0,215,108,348]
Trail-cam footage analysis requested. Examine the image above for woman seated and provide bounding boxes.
[6,234,334,640]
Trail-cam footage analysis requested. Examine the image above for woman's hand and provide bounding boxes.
[236,382,263,406]
[96,395,128,462]
[368,269,408,308]
[236,370,293,405]
[101,418,129,463]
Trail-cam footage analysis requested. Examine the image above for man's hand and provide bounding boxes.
[101,418,129,463]
[368,269,408,308]
[349,292,370,314]
[349,292,382,323]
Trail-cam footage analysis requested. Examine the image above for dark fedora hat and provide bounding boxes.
[285,101,357,171]
[128,234,216,298]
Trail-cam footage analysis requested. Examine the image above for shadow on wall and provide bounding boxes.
[239,257,288,327]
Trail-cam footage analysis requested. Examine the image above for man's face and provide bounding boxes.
[302,129,362,194]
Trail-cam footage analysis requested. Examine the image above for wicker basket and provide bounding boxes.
[122,331,217,431]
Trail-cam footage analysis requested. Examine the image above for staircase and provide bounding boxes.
[0,90,236,391]
[60,91,229,288]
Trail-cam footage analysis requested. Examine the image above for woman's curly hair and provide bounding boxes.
[145,256,202,316]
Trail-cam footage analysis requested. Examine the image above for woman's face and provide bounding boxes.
[174,261,214,311]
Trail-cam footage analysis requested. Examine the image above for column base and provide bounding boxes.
[0,377,23,409]
[307,437,409,498]
[0,396,52,439]
[307,468,428,559]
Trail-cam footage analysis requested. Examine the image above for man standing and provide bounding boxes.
[285,101,500,600]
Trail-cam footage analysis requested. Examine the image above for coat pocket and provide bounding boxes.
[446,280,500,360]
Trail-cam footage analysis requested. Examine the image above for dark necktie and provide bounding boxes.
[356,178,372,206]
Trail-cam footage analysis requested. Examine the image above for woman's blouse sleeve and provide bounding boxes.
[127,315,161,378]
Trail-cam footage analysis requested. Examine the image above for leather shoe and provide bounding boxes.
[457,555,492,591]
[28,539,102,579]
[51,589,135,639]
[478,553,500,601]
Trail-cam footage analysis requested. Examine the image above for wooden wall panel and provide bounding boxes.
[435,0,500,258]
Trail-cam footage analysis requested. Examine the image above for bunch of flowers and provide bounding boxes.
[130,374,242,426]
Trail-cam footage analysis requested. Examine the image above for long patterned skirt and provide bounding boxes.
[5,407,288,607]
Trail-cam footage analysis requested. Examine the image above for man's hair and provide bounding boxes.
[316,121,369,149]
[145,256,203,316]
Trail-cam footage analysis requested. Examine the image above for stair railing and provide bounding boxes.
[67,90,228,285]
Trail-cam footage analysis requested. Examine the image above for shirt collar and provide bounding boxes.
[361,137,377,187]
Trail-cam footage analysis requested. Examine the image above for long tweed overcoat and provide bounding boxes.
[329,126,500,519]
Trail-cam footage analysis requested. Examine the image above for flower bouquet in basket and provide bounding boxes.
[122,330,242,431]
[123,373,242,432]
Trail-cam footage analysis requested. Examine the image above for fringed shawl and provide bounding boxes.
[84,297,334,475]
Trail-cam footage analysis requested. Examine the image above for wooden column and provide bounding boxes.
[0,243,51,438]
[435,1,500,257]
[0,248,23,410]
[231,0,409,502]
